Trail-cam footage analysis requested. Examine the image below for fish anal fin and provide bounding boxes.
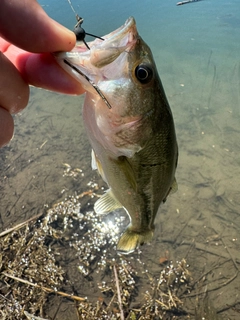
[94,189,122,215]
[170,177,178,194]
[117,227,154,254]
[163,177,178,203]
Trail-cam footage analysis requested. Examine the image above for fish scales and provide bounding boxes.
[55,17,178,253]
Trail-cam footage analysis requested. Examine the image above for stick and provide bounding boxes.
[8,177,33,214]
[2,272,85,302]
[178,241,240,264]
[39,140,48,149]
[220,237,239,272]
[186,271,238,298]
[177,0,202,5]
[24,311,49,320]
[113,265,124,320]
[0,212,43,237]
[189,259,230,290]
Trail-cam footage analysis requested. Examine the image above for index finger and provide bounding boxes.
[0,0,76,53]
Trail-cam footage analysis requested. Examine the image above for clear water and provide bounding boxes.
[1,0,240,318]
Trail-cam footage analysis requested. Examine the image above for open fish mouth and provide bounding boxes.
[55,17,138,77]
[55,17,138,108]
[64,16,137,55]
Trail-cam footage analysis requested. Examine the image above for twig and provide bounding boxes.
[39,140,48,149]
[113,265,124,320]
[24,311,49,320]
[184,239,195,259]
[2,272,85,302]
[155,298,169,309]
[217,300,240,313]
[106,293,116,312]
[186,271,238,297]
[177,0,202,5]
[172,221,189,244]
[177,241,240,264]
[189,259,230,290]
[220,237,239,272]
[5,151,24,171]
[0,212,43,237]
[8,176,33,214]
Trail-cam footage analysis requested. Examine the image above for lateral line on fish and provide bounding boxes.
[140,163,162,167]
[63,59,112,109]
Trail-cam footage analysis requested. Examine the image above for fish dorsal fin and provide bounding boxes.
[94,189,122,215]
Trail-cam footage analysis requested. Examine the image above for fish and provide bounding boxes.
[55,17,178,254]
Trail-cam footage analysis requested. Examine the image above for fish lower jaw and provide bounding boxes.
[116,226,154,254]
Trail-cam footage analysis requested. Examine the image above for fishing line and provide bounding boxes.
[66,0,104,49]
[63,59,112,109]
[65,0,110,109]
[66,0,77,15]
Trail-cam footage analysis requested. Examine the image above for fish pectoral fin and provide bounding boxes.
[94,189,122,215]
[117,227,154,254]
[117,156,137,191]
[91,149,97,171]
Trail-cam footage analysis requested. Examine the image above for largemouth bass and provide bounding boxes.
[55,17,178,254]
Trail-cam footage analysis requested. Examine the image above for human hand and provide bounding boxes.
[0,0,84,147]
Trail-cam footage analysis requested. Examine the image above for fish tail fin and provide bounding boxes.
[117,227,154,254]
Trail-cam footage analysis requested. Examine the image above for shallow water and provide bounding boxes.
[1,0,240,319]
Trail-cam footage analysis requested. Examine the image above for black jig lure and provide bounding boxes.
[73,15,104,50]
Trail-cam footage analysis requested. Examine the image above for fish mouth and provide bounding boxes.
[56,16,138,69]
[55,17,138,108]
[67,16,137,56]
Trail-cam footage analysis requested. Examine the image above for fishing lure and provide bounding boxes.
[73,15,104,49]
[66,0,104,49]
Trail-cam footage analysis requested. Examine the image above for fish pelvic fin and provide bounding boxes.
[91,149,107,182]
[94,189,122,215]
[117,227,154,254]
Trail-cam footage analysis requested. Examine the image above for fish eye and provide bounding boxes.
[135,64,153,84]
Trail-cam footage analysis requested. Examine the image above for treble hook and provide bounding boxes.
[73,15,104,50]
